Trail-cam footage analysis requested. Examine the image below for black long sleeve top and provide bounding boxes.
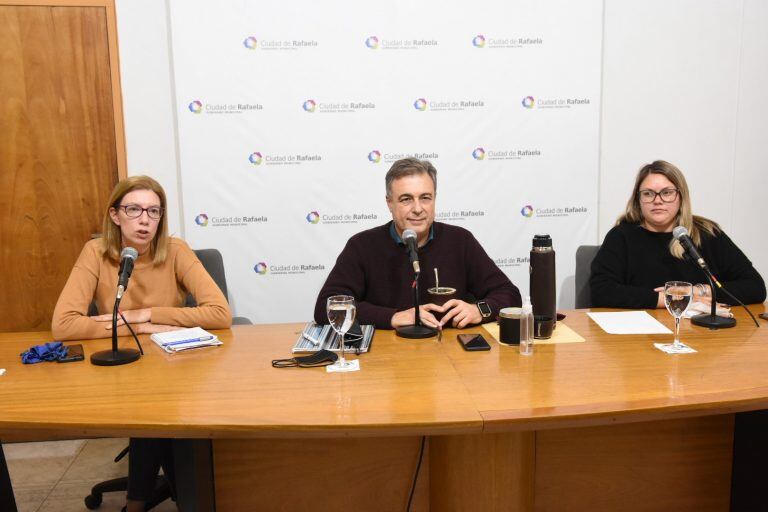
[590,222,766,309]
[314,221,521,328]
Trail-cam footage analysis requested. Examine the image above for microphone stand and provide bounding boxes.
[691,273,736,329]
[90,296,142,366]
[396,270,437,339]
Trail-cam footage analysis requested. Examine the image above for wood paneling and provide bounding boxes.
[0,3,122,332]
[430,432,535,512]
[534,416,734,512]
[214,437,429,512]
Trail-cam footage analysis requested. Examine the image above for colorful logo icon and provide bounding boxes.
[254,262,268,275]
[522,96,535,109]
[306,211,320,224]
[188,100,203,114]
[303,99,316,112]
[521,205,534,217]
[243,36,257,50]
[249,152,263,165]
[365,36,379,49]
[413,98,427,111]
[194,213,209,227]
[472,147,485,160]
[472,35,486,48]
[368,150,381,163]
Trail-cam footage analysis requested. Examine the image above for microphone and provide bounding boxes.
[672,226,709,273]
[402,229,420,274]
[116,247,138,300]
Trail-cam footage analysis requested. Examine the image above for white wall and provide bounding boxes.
[115,0,183,239]
[599,0,767,280]
[115,0,768,313]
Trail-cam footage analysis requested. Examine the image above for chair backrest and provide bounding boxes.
[575,245,600,309]
[186,248,228,307]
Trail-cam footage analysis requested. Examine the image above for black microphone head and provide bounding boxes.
[672,226,689,240]
[121,247,139,261]
[402,229,417,242]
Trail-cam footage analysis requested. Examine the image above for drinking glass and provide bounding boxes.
[664,281,693,349]
[326,295,357,371]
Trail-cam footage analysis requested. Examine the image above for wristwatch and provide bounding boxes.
[476,301,492,319]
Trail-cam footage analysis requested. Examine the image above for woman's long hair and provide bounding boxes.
[101,175,169,265]
[618,160,719,259]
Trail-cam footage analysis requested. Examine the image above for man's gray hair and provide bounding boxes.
[384,158,438,198]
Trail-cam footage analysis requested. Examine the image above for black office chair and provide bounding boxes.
[575,245,600,309]
[184,248,252,325]
[85,248,249,510]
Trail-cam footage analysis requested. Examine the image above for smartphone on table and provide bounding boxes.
[57,344,85,363]
[457,334,491,351]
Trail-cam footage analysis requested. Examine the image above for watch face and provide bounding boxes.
[478,301,492,317]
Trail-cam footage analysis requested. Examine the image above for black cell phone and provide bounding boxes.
[457,334,491,351]
[57,344,84,363]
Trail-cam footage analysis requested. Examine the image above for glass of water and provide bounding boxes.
[326,295,357,371]
[664,281,693,349]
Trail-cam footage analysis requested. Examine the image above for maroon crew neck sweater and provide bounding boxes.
[314,221,521,329]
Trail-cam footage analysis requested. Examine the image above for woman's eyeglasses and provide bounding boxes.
[639,188,679,203]
[118,204,164,219]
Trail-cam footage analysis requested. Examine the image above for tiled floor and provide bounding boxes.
[5,438,178,512]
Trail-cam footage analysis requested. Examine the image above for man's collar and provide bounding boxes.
[389,222,435,247]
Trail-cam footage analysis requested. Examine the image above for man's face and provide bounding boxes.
[386,173,436,245]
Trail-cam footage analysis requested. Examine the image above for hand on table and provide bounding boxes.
[391,305,444,329]
[438,299,483,329]
[93,308,152,328]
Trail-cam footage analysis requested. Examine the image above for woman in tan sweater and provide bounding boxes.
[51,175,232,512]
[52,176,231,339]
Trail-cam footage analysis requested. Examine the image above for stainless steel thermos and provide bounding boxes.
[530,234,556,327]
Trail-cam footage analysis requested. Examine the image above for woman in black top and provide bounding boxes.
[590,160,765,309]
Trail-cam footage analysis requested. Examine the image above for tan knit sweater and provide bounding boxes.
[52,238,232,340]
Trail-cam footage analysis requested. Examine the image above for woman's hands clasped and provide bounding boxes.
[92,308,182,334]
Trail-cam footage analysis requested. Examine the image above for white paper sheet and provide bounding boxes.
[587,311,673,334]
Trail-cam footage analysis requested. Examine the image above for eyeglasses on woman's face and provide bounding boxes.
[118,204,164,220]
[638,188,679,204]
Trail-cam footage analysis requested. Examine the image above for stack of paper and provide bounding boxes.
[151,327,222,353]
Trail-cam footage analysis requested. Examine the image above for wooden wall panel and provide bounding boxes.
[430,432,535,512]
[0,4,121,331]
[214,437,430,511]
[534,415,734,512]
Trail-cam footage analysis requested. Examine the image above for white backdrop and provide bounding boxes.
[168,0,602,323]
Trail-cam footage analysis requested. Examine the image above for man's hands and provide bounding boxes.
[391,300,484,329]
[93,308,182,334]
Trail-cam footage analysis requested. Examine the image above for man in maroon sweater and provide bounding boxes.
[314,158,521,329]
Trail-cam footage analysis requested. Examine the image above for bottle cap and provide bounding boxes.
[532,234,552,248]
[522,296,533,314]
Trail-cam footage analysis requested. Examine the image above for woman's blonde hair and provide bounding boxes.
[102,175,169,264]
[617,160,719,259]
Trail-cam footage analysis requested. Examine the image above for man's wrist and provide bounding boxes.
[476,300,492,320]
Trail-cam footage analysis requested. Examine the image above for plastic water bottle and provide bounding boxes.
[520,296,534,355]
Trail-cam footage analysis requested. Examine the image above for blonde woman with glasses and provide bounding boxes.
[589,160,765,309]
[51,175,230,512]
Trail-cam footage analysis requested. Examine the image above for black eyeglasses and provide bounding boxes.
[118,204,164,220]
[638,188,679,204]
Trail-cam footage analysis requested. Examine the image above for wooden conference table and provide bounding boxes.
[1,306,767,511]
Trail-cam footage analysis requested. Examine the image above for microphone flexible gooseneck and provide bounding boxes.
[395,229,436,339]
[90,247,143,366]
[673,227,759,328]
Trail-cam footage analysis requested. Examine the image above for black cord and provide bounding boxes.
[716,285,760,328]
[119,311,144,355]
[406,436,426,512]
